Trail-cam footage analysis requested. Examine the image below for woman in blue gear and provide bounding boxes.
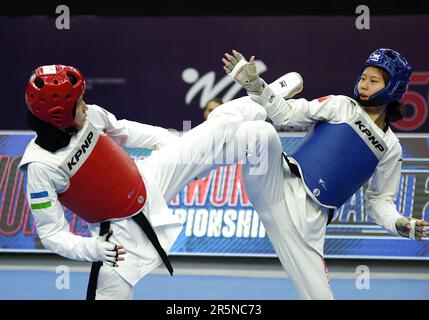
[223,48,429,299]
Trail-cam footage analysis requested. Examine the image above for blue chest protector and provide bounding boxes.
[288,114,387,208]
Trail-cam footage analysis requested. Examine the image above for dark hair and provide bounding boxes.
[386,101,404,123]
[378,69,405,124]
[204,98,223,110]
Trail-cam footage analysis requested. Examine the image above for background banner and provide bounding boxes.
[1,16,429,132]
[1,132,428,259]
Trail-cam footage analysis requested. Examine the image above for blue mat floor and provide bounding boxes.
[0,270,428,300]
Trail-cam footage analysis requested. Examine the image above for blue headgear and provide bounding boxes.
[353,48,413,107]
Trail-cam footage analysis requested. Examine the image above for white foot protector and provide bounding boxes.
[268,72,303,99]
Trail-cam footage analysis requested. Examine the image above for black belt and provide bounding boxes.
[131,212,173,276]
[283,154,334,225]
[86,220,110,300]
[86,211,173,300]
[283,153,301,179]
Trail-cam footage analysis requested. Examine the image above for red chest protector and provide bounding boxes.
[58,123,147,223]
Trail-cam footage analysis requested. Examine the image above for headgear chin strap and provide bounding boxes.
[353,48,412,107]
[25,65,85,131]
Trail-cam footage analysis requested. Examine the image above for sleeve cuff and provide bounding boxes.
[248,79,275,106]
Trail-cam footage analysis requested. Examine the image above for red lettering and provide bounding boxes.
[410,72,429,85]
[211,166,231,207]
[184,172,212,206]
[229,164,250,206]
[23,204,35,235]
[0,157,25,236]
[392,72,429,131]
[394,91,428,131]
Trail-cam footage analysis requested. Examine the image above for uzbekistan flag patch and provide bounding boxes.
[30,191,52,210]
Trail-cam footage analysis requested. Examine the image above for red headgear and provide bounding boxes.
[25,65,85,131]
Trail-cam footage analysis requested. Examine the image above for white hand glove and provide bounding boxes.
[396,216,429,240]
[222,50,263,94]
[95,229,126,267]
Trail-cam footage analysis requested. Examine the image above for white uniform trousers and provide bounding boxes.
[242,123,334,300]
[96,97,267,299]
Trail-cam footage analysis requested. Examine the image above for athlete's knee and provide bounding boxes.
[207,102,241,124]
[206,107,242,141]
[207,96,265,125]
[237,121,282,176]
